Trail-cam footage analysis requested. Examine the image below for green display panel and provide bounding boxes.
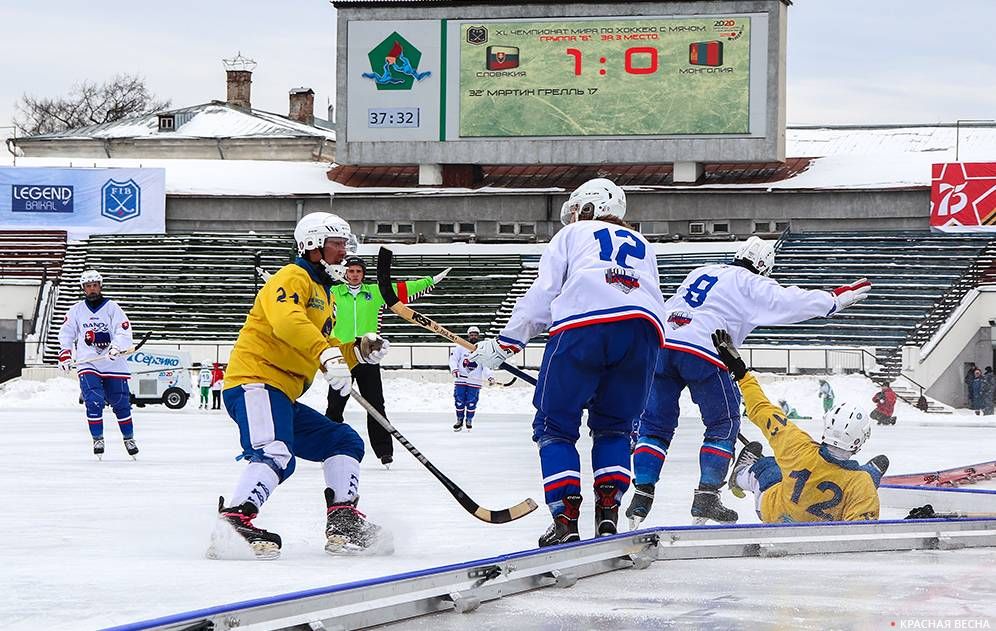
[458,16,751,137]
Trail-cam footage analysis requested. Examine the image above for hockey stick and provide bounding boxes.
[348,386,538,524]
[376,247,538,386]
[71,330,154,366]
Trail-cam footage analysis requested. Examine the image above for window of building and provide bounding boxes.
[459,222,476,234]
[711,221,730,234]
[498,222,536,236]
[376,223,393,234]
[518,223,535,235]
[689,222,706,235]
[498,223,517,235]
[753,221,772,233]
[396,223,414,234]
[774,221,791,233]
[437,223,455,234]
[157,115,175,131]
[629,222,641,233]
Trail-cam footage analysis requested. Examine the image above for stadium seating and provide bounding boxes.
[41,231,995,382]
[0,230,67,281]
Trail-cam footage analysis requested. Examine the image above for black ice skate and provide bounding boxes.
[453,420,464,432]
[866,454,890,476]
[208,497,282,560]
[92,437,105,460]
[625,483,655,530]
[729,441,763,499]
[380,455,393,469]
[691,487,738,525]
[324,488,393,556]
[465,419,473,431]
[594,483,620,537]
[123,437,139,459]
[538,494,582,547]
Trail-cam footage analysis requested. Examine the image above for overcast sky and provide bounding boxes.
[2,0,995,133]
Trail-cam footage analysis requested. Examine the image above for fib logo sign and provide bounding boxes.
[361,32,431,91]
[101,179,142,222]
[930,163,996,233]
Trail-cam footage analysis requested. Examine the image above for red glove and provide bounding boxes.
[831,278,871,312]
[58,349,73,372]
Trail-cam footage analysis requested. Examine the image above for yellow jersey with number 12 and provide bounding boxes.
[739,372,879,523]
[225,260,358,401]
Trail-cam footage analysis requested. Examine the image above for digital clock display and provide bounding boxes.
[458,16,752,137]
[367,107,421,128]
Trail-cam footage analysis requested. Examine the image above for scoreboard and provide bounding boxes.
[337,2,786,164]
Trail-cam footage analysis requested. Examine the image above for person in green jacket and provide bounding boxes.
[326,255,449,467]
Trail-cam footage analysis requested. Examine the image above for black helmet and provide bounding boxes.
[343,256,366,271]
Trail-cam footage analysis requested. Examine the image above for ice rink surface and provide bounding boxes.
[4,373,996,630]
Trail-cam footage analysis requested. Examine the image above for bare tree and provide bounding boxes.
[14,74,172,136]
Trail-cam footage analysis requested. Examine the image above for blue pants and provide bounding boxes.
[223,384,364,483]
[532,319,660,515]
[634,349,741,490]
[454,384,481,423]
[79,373,133,439]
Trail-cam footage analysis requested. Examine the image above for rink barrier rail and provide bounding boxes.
[105,514,996,631]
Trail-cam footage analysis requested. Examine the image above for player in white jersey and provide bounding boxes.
[449,326,495,431]
[58,270,139,459]
[628,237,871,526]
[472,178,667,546]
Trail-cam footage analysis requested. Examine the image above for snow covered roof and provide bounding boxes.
[1,124,993,196]
[21,102,335,141]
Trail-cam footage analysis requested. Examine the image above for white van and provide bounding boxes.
[125,347,194,409]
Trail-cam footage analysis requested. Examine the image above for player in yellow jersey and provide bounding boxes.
[208,212,392,560]
[711,330,882,523]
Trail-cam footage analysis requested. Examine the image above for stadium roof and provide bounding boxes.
[20,102,335,142]
[333,0,792,6]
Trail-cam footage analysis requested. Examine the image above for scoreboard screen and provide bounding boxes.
[458,17,752,137]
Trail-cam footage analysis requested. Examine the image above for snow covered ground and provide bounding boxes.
[3,372,996,630]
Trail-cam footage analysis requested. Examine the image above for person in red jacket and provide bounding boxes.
[870,383,897,425]
[210,362,225,410]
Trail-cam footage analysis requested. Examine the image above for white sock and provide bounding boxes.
[323,455,361,504]
[230,462,280,509]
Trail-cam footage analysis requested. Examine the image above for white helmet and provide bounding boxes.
[820,402,871,454]
[79,270,103,287]
[734,237,775,276]
[560,178,626,225]
[294,212,357,280]
[467,326,481,335]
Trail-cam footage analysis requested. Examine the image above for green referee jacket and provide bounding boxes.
[331,277,435,340]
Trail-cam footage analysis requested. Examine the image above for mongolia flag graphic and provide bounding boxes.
[486,45,520,70]
[689,41,724,67]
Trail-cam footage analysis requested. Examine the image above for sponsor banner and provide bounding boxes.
[930,163,996,233]
[0,167,165,239]
[458,15,752,137]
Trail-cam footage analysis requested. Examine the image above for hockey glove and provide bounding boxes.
[107,345,123,360]
[469,338,517,370]
[355,333,390,364]
[58,349,73,372]
[831,278,871,312]
[711,329,748,381]
[432,267,452,285]
[320,347,352,396]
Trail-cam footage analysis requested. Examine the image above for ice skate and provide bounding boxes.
[123,437,139,460]
[866,454,890,476]
[538,494,582,547]
[594,483,619,537]
[625,483,655,529]
[92,437,105,460]
[380,455,393,470]
[207,497,281,560]
[324,489,393,556]
[728,441,763,499]
[453,420,464,432]
[465,419,473,431]
[691,487,738,525]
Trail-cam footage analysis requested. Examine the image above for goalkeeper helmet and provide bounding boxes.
[733,237,775,277]
[821,402,871,454]
[560,178,626,225]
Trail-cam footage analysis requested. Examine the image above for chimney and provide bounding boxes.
[289,88,315,125]
[222,53,257,110]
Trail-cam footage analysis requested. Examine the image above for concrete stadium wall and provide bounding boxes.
[164,188,930,240]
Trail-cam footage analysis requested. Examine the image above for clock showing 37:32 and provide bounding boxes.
[367,107,421,128]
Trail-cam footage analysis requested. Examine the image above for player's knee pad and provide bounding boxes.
[246,440,294,482]
[83,396,104,418]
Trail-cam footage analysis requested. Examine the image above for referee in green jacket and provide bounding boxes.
[328,255,449,467]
